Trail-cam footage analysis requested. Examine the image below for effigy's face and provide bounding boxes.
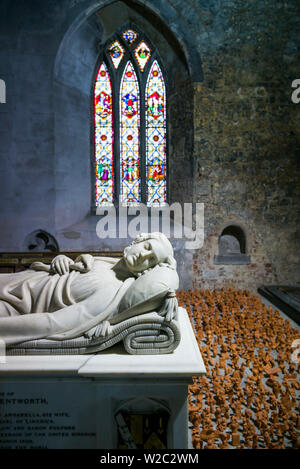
[124,239,165,273]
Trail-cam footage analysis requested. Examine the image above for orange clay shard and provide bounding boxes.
[181,288,300,450]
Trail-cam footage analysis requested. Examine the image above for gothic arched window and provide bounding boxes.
[94,26,167,207]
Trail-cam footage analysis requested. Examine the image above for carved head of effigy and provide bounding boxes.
[123,232,176,275]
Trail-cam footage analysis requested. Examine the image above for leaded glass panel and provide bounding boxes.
[94,29,167,208]
[120,61,141,205]
[134,41,151,71]
[108,40,124,70]
[146,60,167,206]
[94,62,114,205]
[122,29,138,45]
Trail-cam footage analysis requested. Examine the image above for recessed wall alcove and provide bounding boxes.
[24,230,60,252]
[214,224,251,265]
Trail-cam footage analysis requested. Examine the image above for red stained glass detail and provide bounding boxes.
[94,62,114,206]
[120,61,140,204]
[147,91,164,120]
[146,60,167,206]
[95,91,112,120]
[148,158,165,182]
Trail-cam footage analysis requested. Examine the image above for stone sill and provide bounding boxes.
[214,254,251,265]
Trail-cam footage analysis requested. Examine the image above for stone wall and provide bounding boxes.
[189,0,300,290]
[0,0,299,291]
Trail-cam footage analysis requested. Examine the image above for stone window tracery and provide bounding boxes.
[94,26,167,207]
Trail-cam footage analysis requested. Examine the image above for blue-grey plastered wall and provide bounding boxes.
[0,0,199,288]
[1,0,299,291]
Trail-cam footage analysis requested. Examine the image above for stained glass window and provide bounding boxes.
[134,41,151,71]
[122,29,138,45]
[108,40,124,70]
[120,61,140,205]
[146,61,167,206]
[94,62,114,206]
[94,27,167,208]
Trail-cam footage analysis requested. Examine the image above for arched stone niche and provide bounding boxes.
[24,230,60,252]
[214,224,251,265]
[53,0,202,237]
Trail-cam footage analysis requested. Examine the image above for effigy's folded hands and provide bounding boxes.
[71,254,94,273]
[51,255,74,275]
[30,254,95,275]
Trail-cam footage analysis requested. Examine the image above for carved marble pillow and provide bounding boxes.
[110,265,179,324]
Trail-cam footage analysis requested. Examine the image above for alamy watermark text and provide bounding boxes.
[291,79,300,104]
[0,79,6,103]
[96,202,204,250]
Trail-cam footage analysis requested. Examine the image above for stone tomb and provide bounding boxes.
[0,308,205,449]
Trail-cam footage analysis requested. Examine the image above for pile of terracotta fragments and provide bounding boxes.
[178,288,300,449]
